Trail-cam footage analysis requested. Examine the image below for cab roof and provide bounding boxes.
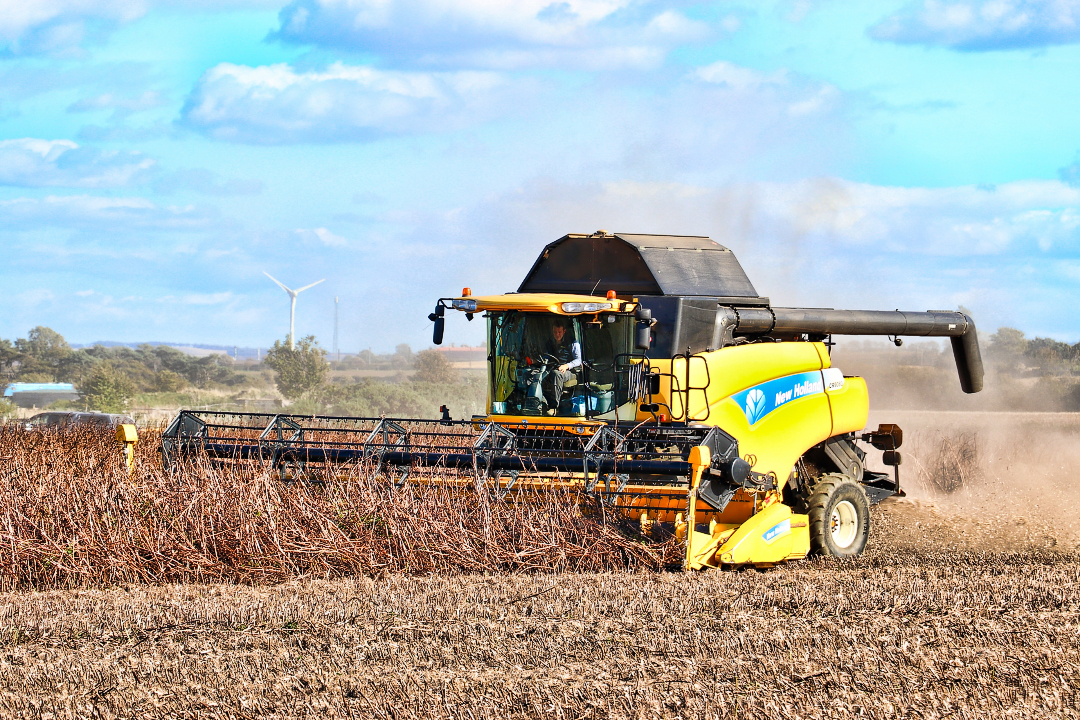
[459,293,630,314]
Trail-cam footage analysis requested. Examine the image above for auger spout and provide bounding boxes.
[724,307,984,393]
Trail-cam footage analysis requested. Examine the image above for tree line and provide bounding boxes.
[1,327,247,412]
[987,327,1080,374]
[1,327,474,418]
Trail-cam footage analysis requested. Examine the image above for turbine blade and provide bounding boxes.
[264,271,294,294]
[295,279,326,293]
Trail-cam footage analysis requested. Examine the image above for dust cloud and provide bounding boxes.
[865,409,1080,555]
[822,338,1080,555]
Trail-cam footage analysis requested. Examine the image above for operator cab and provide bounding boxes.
[488,310,641,418]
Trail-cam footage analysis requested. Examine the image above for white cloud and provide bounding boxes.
[0,0,283,54]
[181,292,233,305]
[870,0,1080,50]
[15,288,55,307]
[0,0,147,54]
[152,168,263,196]
[786,84,840,116]
[269,0,711,69]
[67,90,164,117]
[0,137,155,188]
[1058,260,1080,281]
[695,61,788,90]
[727,177,1080,255]
[0,194,216,231]
[181,61,525,143]
[693,61,839,118]
[296,226,348,247]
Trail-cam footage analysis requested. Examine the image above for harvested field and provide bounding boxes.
[0,547,1076,719]
[0,415,1077,718]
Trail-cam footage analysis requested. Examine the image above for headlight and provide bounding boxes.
[560,302,612,313]
[452,299,477,311]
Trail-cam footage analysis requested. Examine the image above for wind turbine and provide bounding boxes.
[264,272,325,349]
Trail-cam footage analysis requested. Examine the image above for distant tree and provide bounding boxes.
[56,351,96,384]
[264,335,328,400]
[14,326,72,381]
[989,328,1027,356]
[0,339,17,380]
[80,363,135,412]
[15,326,70,363]
[154,370,186,392]
[395,343,413,363]
[413,349,457,384]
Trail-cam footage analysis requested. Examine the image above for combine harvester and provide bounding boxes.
[163,232,983,569]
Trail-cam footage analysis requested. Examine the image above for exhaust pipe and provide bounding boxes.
[724,307,984,393]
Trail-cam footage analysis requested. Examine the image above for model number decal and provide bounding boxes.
[822,367,846,392]
[732,371,825,426]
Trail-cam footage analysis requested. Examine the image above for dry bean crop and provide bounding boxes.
[0,426,677,588]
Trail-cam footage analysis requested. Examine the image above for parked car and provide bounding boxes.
[24,411,135,430]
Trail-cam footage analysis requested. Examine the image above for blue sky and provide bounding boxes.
[1,0,1078,352]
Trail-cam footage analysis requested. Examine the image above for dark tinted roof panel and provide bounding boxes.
[517,235,661,295]
[518,233,761,298]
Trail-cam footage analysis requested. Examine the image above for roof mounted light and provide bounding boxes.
[561,302,613,313]
[452,299,477,311]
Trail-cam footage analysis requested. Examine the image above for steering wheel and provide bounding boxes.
[537,353,560,367]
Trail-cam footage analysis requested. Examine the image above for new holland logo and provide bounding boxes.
[731,371,827,426]
[744,388,766,424]
[762,519,791,544]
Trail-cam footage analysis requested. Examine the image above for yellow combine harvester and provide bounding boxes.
[164,232,983,569]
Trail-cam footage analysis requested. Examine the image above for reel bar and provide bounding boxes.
[162,410,716,482]
[197,442,694,477]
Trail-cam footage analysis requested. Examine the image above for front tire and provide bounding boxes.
[807,475,870,557]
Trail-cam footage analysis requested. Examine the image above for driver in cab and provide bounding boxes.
[543,318,581,414]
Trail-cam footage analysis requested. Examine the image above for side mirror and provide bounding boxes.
[634,307,652,351]
[861,423,903,451]
[429,304,445,345]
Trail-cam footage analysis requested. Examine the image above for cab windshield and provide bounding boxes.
[488,311,641,417]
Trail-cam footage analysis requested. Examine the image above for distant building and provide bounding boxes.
[434,345,487,369]
[2,382,80,409]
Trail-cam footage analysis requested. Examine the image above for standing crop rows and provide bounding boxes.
[0,427,678,589]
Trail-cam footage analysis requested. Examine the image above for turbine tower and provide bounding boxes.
[264,272,325,349]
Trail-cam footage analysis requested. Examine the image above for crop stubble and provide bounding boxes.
[0,420,1076,719]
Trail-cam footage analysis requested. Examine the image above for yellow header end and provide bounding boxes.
[688,445,711,469]
[115,423,138,443]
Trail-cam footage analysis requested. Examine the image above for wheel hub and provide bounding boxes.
[830,499,859,549]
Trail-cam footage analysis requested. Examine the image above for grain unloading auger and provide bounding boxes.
[163,232,984,569]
